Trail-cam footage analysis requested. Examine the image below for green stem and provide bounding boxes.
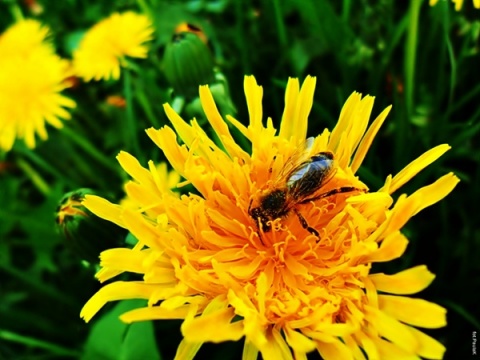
[0,329,80,357]
[8,1,24,21]
[235,0,251,72]
[137,0,152,17]
[124,68,142,158]
[272,0,288,50]
[136,87,161,128]
[342,0,352,22]
[447,83,480,116]
[405,0,423,117]
[62,126,118,173]
[16,158,50,195]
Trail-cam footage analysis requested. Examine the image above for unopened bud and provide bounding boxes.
[55,188,125,263]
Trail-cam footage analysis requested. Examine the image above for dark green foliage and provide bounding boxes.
[0,0,478,359]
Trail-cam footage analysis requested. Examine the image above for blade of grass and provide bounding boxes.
[0,329,80,357]
[16,158,50,196]
[62,126,118,173]
[124,68,142,161]
[404,0,423,117]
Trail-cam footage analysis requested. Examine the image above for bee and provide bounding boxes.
[248,150,364,237]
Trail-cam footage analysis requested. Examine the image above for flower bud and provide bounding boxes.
[163,31,215,98]
[55,188,125,263]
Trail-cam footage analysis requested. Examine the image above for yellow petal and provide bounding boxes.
[99,248,146,274]
[199,84,249,161]
[146,126,189,176]
[381,144,451,194]
[174,339,202,360]
[80,281,158,322]
[369,265,435,295]
[284,327,316,353]
[342,335,367,360]
[291,75,316,144]
[82,195,125,228]
[378,295,447,329]
[242,341,259,360]
[408,326,446,359]
[353,332,379,360]
[259,327,293,360]
[117,151,156,189]
[122,209,163,250]
[316,338,355,360]
[181,307,245,343]
[162,103,198,150]
[365,306,418,353]
[244,75,263,131]
[365,231,409,263]
[120,304,192,322]
[329,92,362,154]
[279,77,300,140]
[350,105,391,173]
[372,337,421,360]
[410,172,460,216]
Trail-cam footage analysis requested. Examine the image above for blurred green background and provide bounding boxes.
[0,0,478,359]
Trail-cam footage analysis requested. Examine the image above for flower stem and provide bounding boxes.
[405,0,422,117]
[62,126,118,173]
[342,0,352,22]
[123,68,142,159]
[136,87,161,128]
[272,0,288,50]
[137,0,152,17]
[8,1,24,21]
[16,158,50,195]
[0,329,80,358]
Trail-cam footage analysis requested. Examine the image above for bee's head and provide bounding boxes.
[248,189,288,233]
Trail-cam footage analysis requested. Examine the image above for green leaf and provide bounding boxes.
[82,300,162,360]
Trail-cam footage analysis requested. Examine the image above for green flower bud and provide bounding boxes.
[55,188,125,263]
[163,31,215,98]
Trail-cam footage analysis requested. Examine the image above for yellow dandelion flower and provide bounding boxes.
[81,76,459,359]
[0,20,76,152]
[430,0,480,10]
[73,12,154,81]
[120,162,181,210]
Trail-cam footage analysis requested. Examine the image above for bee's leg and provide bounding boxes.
[299,186,365,204]
[293,208,319,237]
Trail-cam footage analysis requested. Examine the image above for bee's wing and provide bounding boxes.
[268,137,315,188]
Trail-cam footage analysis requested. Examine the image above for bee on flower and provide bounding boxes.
[81,75,458,360]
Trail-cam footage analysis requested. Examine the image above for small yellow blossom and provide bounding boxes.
[81,76,458,359]
[0,20,75,151]
[73,12,154,81]
[430,0,480,10]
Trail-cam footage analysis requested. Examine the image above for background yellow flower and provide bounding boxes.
[430,0,480,10]
[81,76,458,360]
[0,19,75,151]
[73,12,154,81]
